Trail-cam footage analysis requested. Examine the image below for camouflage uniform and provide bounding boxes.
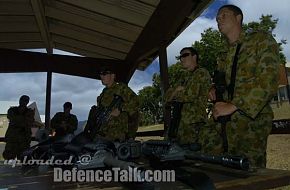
[200,31,280,168]
[51,112,78,137]
[3,106,34,159]
[97,82,139,141]
[165,67,211,144]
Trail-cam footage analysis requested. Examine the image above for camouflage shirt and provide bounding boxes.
[51,112,78,136]
[165,67,211,144]
[97,82,139,141]
[165,67,211,124]
[217,31,280,119]
[5,106,35,141]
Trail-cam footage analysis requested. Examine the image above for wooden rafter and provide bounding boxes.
[30,0,53,53]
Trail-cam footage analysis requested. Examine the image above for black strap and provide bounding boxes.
[221,43,241,153]
[228,43,242,100]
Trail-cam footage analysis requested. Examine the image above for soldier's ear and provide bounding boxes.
[236,14,242,24]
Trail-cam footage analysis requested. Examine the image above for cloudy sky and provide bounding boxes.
[0,0,289,121]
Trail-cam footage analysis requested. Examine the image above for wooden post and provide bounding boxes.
[45,71,52,129]
[159,45,170,134]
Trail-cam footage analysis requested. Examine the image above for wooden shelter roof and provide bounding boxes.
[0,0,213,82]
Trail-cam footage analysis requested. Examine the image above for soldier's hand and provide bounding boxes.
[110,108,121,117]
[213,102,237,120]
[208,87,216,101]
[169,86,184,101]
[175,86,185,92]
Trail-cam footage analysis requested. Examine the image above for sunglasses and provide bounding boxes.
[176,53,191,60]
[99,71,113,75]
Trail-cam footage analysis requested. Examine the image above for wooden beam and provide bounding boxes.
[0,15,35,22]
[0,33,42,42]
[47,0,142,33]
[136,0,160,7]
[52,34,126,59]
[0,48,127,81]
[46,6,139,42]
[45,71,52,129]
[0,21,39,32]
[0,0,33,15]
[60,0,151,26]
[31,0,53,53]
[0,42,45,49]
[159,45,170,133]
[54,42,113,60]
[49,22,132,53]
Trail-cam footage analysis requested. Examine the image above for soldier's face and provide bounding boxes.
[216,8,240,35]
[180,50,196,70]
[64,107,71,114]
[100,73,115,86]
[19,99,29,107]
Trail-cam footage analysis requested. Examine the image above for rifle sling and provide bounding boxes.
[228,43,242,101]
[221,43,241,153]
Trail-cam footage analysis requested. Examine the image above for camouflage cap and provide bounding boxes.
[98,66,116,76]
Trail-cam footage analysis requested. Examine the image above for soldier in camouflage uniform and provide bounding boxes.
[93,68,139,141]
[51,102,78,137]
[3,95,35,159]
[165,47,211,144]
[202,5,280,168]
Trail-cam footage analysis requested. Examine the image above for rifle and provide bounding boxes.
[142,140,249,190]
[166,100,183,140]
[83,94,124,139]
[142,140,249,171]
[59,94,124,152]
[213,70,230,152]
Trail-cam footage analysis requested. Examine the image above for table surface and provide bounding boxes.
[1,159,290,190]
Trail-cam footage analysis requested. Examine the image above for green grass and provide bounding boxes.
[271,101,290,120]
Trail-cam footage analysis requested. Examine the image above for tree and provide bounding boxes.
[138,86,162,126]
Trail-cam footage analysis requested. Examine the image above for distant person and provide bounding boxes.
[85,68,139,142]
[3,95,35,160]
[51,102,78,138]
[202,4,280,168]
[164,47,211,145]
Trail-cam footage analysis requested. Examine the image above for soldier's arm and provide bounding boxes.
[7,107,24,123]
[25,108,35,127]
[121,86,139,116]
[231,33,280,119]
[7,107,14,120]
[70,115,78,133]
[50,113,61,129]
[164,87,176,102]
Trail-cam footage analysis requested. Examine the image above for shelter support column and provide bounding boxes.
[45,71,52,129]
[159,45,170,134]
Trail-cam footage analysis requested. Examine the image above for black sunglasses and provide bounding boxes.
[176,53,191,60]
[99,71,113,75]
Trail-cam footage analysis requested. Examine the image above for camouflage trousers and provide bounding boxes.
[199,112,273,168]
[3,138,31,160]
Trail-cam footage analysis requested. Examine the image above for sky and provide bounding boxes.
[0,0,289,121]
